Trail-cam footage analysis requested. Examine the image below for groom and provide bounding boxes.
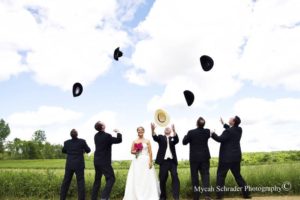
[91,121,122,200]
[151,123,180,200]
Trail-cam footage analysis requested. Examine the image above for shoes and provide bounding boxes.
[243,195,252,199]
[204,196,212,200]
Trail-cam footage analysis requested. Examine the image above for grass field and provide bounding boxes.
[0,159,300,199]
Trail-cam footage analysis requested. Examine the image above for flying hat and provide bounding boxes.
[183,90,194,106]
[154,109,170,127]
[200,55,214,71]
[113,47,123,61]
[72,82,83,97]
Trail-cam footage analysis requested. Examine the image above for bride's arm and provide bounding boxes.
[147,141,153,169]
[131,142,137,155]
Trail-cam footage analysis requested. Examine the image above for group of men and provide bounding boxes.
[60,116,251,200]
[60,121,122,200]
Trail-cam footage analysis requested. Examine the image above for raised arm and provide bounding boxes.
[182,132,190,145]
[151,123,160,142]
[211,129,230,143]
[223,124,230,129]
[172,124,179,144]
[111,129,122,144]
[220,117,230,129]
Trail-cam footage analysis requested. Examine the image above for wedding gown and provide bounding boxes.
[123,142,160,200]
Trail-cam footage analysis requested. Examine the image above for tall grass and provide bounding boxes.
[1,163,299,199]
[1,150,300,169]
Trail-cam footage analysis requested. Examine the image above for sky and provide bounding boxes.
[1,0,300,160]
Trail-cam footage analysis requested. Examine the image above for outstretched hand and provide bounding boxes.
[113,129,120,133]
[171,124,176,135]
[151,123,156,133]
[220,117,224,125]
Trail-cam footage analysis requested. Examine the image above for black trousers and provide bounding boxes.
[91,164,115,200]
[60,168,85,200]
[190,160,210,200]
[159,159,180,199]
[216,161,250,198]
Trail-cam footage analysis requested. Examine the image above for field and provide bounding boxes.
[1,157,300,199]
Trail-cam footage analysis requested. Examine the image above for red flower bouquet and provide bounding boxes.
[134,143,143,158]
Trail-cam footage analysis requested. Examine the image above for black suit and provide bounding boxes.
[212,124,250,198]
[153,134,180,200]
[60,138,91,200]
[91,131,122,200]
[183,128,211,200]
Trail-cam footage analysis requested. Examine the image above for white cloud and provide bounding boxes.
[7,106,82,127]
[234,97,300,125]
[0,48,29,80]
[237,0,300,91]
[127,0,300,110]
[127,0,252,109]
[6,105,82,142]
[0,0,142,90]
[233,97,300,152]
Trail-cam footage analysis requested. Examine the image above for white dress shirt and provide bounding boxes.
[164,136,173,159]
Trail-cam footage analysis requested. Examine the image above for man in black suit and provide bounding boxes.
[60,129,91,200]
[91,121,122,200]
[183,117,211,200]
[151,123,180,200]
[211,116,251,199]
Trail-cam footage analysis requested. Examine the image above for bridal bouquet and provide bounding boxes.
[134,143,143,158]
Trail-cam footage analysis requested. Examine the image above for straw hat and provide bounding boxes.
[154,109,170,127]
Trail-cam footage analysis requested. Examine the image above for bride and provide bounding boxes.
[123,126,160,200]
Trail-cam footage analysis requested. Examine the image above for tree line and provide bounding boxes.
[0,118,65,159]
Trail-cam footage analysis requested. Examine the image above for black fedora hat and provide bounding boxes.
[72,82,83,97]
[183,90,194,106]
[200,55,214,71]
[113,47,123,61]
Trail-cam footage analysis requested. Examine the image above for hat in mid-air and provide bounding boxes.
[154,109,170,127]
[72,82,83,97]
[200,55,214,71]
[114,47,123,61]
[183,90,194,106]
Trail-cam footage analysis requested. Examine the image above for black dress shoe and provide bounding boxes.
[243,195,252,199]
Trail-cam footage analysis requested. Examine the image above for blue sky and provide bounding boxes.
[1,0,300,160]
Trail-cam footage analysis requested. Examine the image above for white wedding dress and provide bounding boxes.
[123,142,160,200]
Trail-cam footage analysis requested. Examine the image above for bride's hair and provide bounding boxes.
[136,126,145,132]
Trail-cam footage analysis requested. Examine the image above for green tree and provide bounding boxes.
[32,130,46,143]
[0,119,10,153]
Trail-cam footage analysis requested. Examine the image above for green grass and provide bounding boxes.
[1,162,299,199]
[1,150,300,170]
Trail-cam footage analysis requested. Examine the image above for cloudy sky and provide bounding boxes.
[1,0,300,160]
